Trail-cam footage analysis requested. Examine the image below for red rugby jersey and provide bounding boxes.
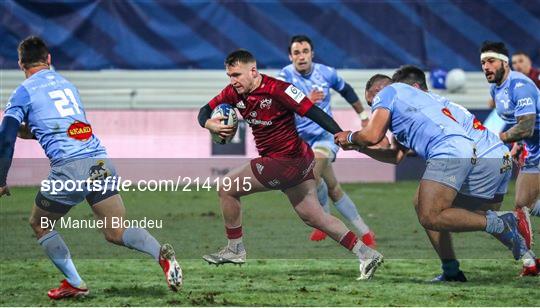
[208,74,314,158]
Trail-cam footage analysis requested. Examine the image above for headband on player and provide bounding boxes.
[480,52,509,63]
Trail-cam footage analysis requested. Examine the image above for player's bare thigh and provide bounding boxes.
[515,172,540,209]
[412,185,500,213]
[283,178,324,223]
[219,162,269,198]
[90,194,126,245]
[416,179,458,229]
[29,204,65,239]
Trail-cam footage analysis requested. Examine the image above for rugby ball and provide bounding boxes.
[210,104,238,144]
[445,68,466,93]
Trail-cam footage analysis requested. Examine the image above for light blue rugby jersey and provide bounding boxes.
[429,92,503,157]
[278,63,345,140]
[371,83,472,159]
[490,71,539,158]
[4,69,106,165]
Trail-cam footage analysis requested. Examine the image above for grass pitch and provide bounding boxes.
[1,182,538,306]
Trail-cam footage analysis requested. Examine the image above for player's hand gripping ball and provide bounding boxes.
[210,104,238,144]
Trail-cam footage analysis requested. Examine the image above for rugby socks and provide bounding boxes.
[342,232,379,260]
[531,200,540,217]
[441,259,460,277]
[38,231,83,288]
[226,226,244,252]
[316,181,330,213]
[334,194,370,235]
[485,211,504,234]
[122,227,161,261]
[339,230,358,250]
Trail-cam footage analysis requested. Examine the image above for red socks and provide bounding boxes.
[226,226,243,239]
[339,231,359,250]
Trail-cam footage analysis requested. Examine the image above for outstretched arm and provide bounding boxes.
[304,105,343,134]
[335,108,390,147]
[0,116,20,195]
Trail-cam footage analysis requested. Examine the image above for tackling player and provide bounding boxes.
[278,35,375,245]
[0,37,182,299]
[392,65,539,278]
[334,75,530,279]
[480,41,540,269]
[197,49,383,280]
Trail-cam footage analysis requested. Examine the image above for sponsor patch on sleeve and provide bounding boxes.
[285,84,306,103]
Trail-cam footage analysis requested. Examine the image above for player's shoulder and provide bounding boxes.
[8,84,30,103]
[264,74,291,89]
[508,71,537,93]
[277,64,295,81]
[314,63,337,76]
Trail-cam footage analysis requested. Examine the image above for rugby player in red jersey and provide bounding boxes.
[198,50,383,280]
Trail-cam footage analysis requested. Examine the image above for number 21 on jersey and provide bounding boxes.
[49,88,81,117]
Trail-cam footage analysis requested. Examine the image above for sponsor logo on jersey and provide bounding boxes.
[67,121,93,141]
[472,118,486,130]
[514,82,524,89]
[259,98,272,109]
[245,118,272,126]
[236,101,246,109]
[285,84,305,103]
[517,97,533,108]
[5,102,11,109]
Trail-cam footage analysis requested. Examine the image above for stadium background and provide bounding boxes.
[2,0,539,185]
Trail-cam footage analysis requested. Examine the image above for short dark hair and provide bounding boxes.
[512,50,531,58]
[18,36,49,69]
[480,41,509,58]
[366,74,391,91]
[224,49,256,67]
[392,65,428,91]
[289,35,313,54]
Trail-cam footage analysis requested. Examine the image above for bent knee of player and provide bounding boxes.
[327,183,343,201]
[28,216,50,238]
[417,212,439,231]
[299,209,326,228]
[103,228,124,245]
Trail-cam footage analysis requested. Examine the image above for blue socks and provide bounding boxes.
[122,227,161,261]
[316,180,330,213]
[442,259,460,277]
[38,231,83,287]
[334,194,370,235]
[485,210,504,234]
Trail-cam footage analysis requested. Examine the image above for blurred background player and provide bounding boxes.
[482,42,540,275]
[278,35,375,245]
[335,75,530,278]
[278,35,375,247]
[392,65,539,278]
[488,50,540,109]
[480,42,540,254]
[198,49,382,280]
[512,51,540,89]
[0,36,182,299]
